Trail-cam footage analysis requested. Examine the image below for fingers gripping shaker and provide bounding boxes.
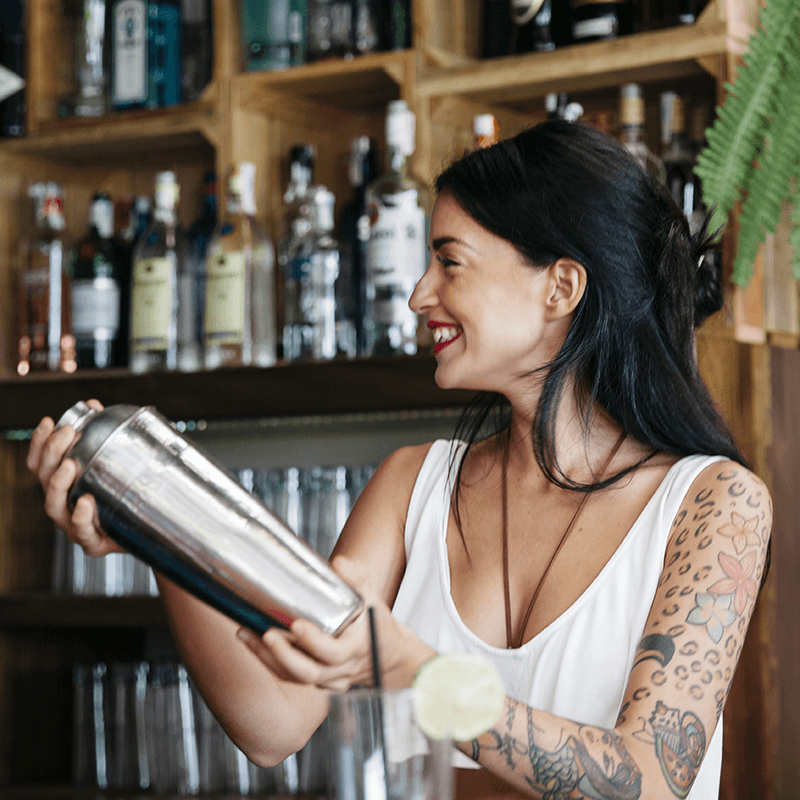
[55,401,363,634]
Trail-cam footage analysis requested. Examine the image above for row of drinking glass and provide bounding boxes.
[73,660,332,796]
[52,462,379,596]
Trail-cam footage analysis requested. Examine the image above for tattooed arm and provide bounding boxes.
[456,462,772,800]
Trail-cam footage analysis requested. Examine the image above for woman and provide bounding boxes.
[28,121,771,799]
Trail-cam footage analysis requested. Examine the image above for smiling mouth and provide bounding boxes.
[430,324,462,353]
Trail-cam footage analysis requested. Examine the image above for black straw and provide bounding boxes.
[368,606,383,690]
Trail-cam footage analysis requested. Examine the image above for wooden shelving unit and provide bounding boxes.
[0,0,786,796]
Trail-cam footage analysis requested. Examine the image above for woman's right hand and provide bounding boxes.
[26,398,124,557]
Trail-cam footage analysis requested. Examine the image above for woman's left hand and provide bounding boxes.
[235,555,435,693]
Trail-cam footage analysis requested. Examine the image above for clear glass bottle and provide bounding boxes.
[339,136,375,355]
[204,161,277,369]
[278,144,317,283]
[361,99,429,357]
[307,0,354,61]
[70,193,125,369]
[353,0,380,55]
[283,185,340,362]
[112,0,148,109]
[129,171,201,373]
[61,0,110,118]
[240,0,307,71]
[180,0,213,103]
[17,183,76,375]
[619,83,665,183]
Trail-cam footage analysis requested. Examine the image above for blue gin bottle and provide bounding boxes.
[147,0,181,107]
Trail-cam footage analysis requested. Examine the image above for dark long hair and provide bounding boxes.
[436,119,748,498]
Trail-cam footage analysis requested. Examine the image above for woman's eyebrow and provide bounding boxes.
[431,236,478,252]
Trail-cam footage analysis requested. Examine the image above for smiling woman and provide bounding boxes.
[27,120,771,800]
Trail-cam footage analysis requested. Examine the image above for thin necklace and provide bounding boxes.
[501,432,627,650]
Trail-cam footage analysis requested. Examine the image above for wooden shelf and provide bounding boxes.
[0,102,219,164]
[417,12,748,105]
[0,594,168,629]
[235,50,410,113]
[0,356,474,432]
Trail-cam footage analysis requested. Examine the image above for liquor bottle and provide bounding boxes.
[637,0,707,30]
[129,171,201,373]
[569,0,632,43]
[112,0,149,109]
[482,0,513,57]
[0,0,26,137]
[307,0,354,61]
[60,0,111,117]
[510,0,555,53]
[353,0,380,56]
[361,100,429,357]
[240,0,307,71]
[189,170,218,262]
[17,183,76,375]
[283,185,340,362]
[70,193,126,369]
[147,0,182,108]
[279,144,317,277]
[339,136,375,354]
[180,0,213,103]
[204,162,277,369]
[545,91,583,121]
[661,92,702,232]
[618,83,665,183]
[381,0,411,50]
[473,113,498,149]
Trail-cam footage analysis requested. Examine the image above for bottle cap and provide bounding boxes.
[314,186,336,232]
[155,171,179,211]
[473,114,498,137]
[90,193,115,239]
[386,100,416,156]
[348,136,372,186]
[231,161,257,215]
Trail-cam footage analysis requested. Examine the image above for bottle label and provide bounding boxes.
[71,278,122,334]
[131,257,174,350]
[573,16,616,38]
[113,0,148,105]
[366,190,426,288]
[205,251,246,344]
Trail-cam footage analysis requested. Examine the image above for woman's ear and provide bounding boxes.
[545,258,587,321]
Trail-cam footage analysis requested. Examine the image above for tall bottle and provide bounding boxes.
[0,0,26,137]
[204,162,277,369]
[307,0,355,61]
[511,0,556,53]
[283,186,340,362]
[129,171,201,373]
[112,0,181,110]
[339,136,375,355]
[661,92,700,229]
[569,0,632,43]
[240,0,307,71]
[618,83,665,183]
[180,0,213,103]
[17,183,76,375]
[279,145,317,277]
[362,99,429,357]
[70,193,126,369]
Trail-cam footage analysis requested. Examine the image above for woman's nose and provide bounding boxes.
[409,263,437,315]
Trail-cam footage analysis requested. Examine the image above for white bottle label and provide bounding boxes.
[113,0,148,104]
[205,251,246,345]
[366,189,426,288]
[573,16,615,39]
[71,278,122,334]
[131,257,174,350]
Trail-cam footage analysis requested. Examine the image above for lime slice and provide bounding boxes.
[412,652,505,741]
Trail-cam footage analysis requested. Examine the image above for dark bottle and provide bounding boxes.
[339,136,376,356]
[569,0,632,43]
[0,0,26,137]
[188,170,218,262]
[636,0,708,30]
[482,0,513,57]
[511,0,555,53]
[381,0,411,50]
[180,0,213,103]
[71,193,126,369]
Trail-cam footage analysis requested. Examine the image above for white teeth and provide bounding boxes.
[432,326,461,343]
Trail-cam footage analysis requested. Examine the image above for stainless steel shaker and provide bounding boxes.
[55,401,363,635]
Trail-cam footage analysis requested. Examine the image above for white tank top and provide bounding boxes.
[392,440,723,798]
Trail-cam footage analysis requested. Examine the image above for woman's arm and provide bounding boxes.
[460,461,771,799]
[27,407,433,765]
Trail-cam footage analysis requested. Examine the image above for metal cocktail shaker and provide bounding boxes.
[55,401,363,635]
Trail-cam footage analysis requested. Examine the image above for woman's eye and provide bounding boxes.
[437,255,458,268]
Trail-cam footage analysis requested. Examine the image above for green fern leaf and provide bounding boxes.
[732,35,800,285]
[695,0,800,234]
[790,191,800,281]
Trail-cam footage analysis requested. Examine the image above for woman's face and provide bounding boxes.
[409,192,563,396]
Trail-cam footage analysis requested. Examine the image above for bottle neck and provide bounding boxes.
[154,205,177,225]
[387,145,409,177]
